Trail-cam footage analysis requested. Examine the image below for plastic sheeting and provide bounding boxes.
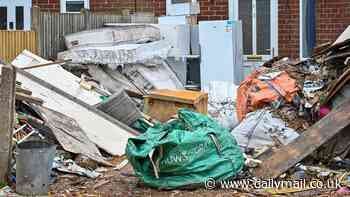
[232,109,299,150]
[207,81,239,130]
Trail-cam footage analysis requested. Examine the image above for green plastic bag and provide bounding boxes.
[126,109,244,189]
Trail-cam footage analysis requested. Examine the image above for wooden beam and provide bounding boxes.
[254,98,350,179]
[0,65,16,182]
[21,59,71,70]
[15,92,44,105]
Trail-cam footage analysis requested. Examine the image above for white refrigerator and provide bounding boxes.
[199,20,244,92]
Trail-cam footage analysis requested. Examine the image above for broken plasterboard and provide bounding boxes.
[17,69,137,156]
[36,106,111,166]
[12,50,102,106]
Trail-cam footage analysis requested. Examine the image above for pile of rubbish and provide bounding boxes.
[3,20,350,196]
[226,26,350,195]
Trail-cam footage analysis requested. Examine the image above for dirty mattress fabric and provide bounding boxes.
[126,109,244,189]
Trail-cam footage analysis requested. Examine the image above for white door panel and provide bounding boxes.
[230,0,278,65]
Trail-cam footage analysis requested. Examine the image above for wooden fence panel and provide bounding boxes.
[0,31,38,63]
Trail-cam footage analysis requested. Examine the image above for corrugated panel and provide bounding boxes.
[0,31,38,63]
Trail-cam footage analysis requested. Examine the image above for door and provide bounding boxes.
[0,0,31,30]
[229,0,278,71]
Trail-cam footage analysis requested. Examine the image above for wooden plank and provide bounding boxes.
[21,59,71,70]
[15,92,44,105]
[0,65,16,181]
[254,98,350,178]
[16,86,32,95]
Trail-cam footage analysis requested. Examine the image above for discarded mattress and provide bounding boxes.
[236,69,299,121]
[87,65,142,95]
[231,109,299,150]
[122,63,184,91]
[64,25,161,49]
[12,50,102,106]
[105,23,191,58]
[57,40,171,66]
[86,62,184,97]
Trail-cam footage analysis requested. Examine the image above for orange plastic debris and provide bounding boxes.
[236,68,299,121]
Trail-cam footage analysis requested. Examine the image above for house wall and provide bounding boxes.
[32,0,350,59]
[316,0,350,45]
[278,0,300,58]
[32,0,228,19]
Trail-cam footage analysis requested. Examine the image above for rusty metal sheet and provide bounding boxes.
[254,98,350,179]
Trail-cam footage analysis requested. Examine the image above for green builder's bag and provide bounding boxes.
[126,109,244,189]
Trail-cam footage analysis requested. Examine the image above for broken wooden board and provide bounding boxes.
[16,92,43,105]
[0,65,16,182]
[16,69,138,156]
[16,86,32,95]
[36,106,111,166]
[254,98,350,179]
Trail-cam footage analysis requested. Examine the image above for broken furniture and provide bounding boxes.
[144,89,208,122]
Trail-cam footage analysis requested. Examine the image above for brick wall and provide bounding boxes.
[316,0,350,45]
[33,0,229,20]
[33,0,59,11]
[197,0,228,20]
[278,0,299,59]
[152,0,229,20]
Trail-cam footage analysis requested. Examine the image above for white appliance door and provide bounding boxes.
[199,20,235,91]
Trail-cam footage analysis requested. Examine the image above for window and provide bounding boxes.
[60,0,89,13]
[171,0,190,3]
[16,6,24,30]
[0,7,7,30]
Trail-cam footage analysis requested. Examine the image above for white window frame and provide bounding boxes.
[60,0,90,14]
[229,0,279,61]
[0,0,31,31]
